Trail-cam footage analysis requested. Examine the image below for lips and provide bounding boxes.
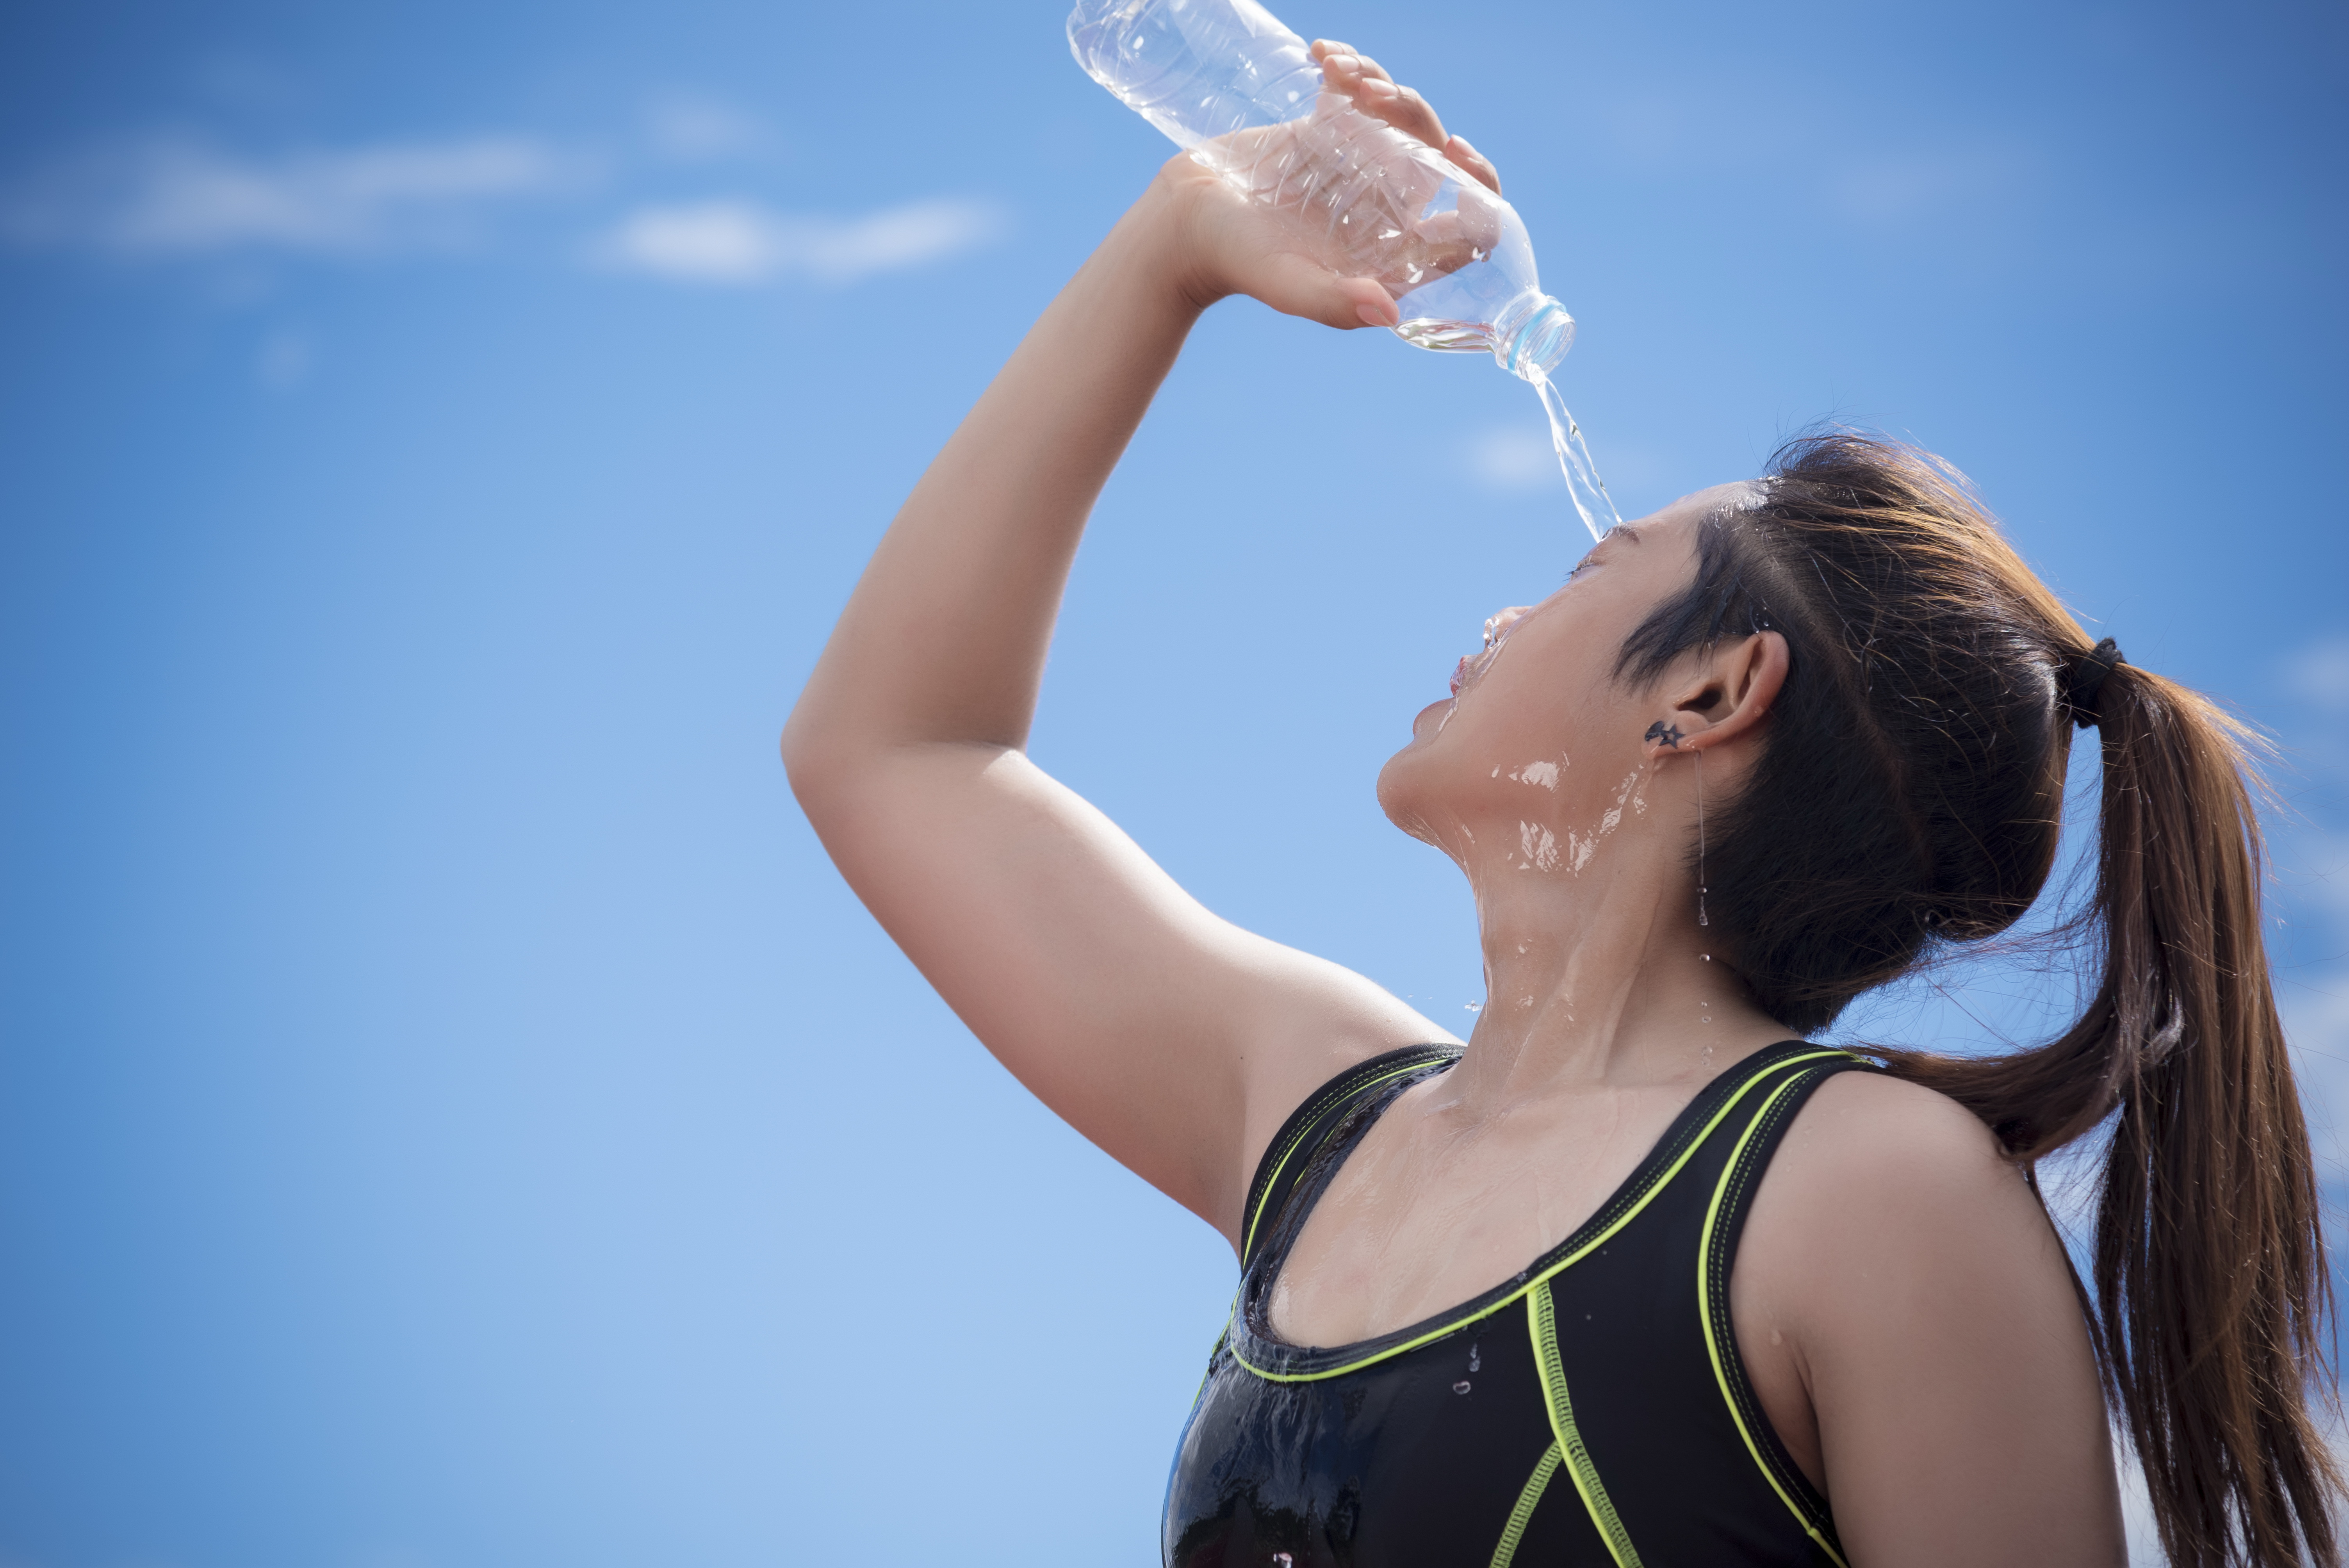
[1451,638,1504,698]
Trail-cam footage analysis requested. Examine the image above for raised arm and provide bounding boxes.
[784,47,1480,1245]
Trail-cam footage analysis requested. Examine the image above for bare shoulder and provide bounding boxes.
[1748,1067,2059,1299]
[1768,1067,2020,1205]
[1737,1066,2124,1563]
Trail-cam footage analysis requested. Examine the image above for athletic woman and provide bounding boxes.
[783,40,2338,1568]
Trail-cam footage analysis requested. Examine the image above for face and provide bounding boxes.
[1376,486,1745,861]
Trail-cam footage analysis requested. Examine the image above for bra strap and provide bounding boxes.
[1240,1045,1461,1269]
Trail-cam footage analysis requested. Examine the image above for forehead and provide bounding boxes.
[1631,482,1757,534]
[1590,482,1756,567]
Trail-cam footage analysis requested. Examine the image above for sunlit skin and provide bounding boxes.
[785,38,2124,1567]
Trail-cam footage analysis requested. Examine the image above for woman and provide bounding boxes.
[782,40,2337,1568]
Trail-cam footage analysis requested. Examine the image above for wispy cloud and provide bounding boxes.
[594,196,1005,286]
[1,114,1002,294]
[643,95,774,162]
[1463,427,1559,492]
[254,328,317,389]
[2284,635,2349,715]
[2,135,576,257]
[2264,639,2349,1198]
[1827,144,2035,221]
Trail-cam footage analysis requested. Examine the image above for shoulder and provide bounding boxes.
[1736,1068,2124,1559]
[1744,1065,2075,1333]
[1773,1067,2016,1200]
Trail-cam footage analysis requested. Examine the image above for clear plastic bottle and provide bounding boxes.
[1067,0,1575,380]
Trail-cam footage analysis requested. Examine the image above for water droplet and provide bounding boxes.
[1463,1001,1482,1013]
[1453,1380,1472,1395]
[1469,1343,1481,1372]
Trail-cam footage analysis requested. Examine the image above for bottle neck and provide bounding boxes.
[1492,292,1576,381]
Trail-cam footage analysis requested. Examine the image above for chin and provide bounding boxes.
[1376,737,1449,850]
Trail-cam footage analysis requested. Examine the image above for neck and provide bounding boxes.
[1444,788,1789,1114]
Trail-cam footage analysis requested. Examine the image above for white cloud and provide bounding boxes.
[643,95,772,161]
[1826,142,2036,222]
[2281,979,2349,1178]
[2116,1417,2349,1564]
[2,135,574,257]
[254,329,315,390]
[2269,807,2349,1196]
[2284,635,2349,715]
[1465,426,1560,492]
[594,196,1005,286]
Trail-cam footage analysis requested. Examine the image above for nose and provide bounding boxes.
[1482,605,1532,649]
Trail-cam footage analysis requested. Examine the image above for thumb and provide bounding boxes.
[1254,253,1399,331]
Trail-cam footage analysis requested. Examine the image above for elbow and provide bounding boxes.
[779,700,849,824]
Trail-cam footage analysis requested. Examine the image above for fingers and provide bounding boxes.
[1254,249,1399,331]
[1308,39,1503,193]
[1444,133,1502,196]
[1310,39,1451,153]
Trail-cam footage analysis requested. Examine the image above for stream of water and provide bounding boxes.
[1528,369,1623,543]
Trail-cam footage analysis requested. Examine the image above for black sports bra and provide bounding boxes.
[1162,1039,1879,1567]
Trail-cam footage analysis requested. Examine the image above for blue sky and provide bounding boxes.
[1,1,2343,1564]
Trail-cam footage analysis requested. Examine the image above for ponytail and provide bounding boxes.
[1902,664,2340,1567]
[1620,432,2341,1564]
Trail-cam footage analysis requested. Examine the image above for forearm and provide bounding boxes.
[784,180,1204,782]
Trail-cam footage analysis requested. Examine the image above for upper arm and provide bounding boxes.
[1740,1073,2126,1566]
[790,739,1450,1246]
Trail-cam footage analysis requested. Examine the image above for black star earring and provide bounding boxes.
[1643,720,1684,749]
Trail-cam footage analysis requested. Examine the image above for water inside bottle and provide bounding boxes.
[1527,369,1621,544]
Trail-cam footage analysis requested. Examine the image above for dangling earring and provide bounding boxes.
[1695,748,1709,929]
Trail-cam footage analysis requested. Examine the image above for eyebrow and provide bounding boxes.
[1607,523,1645,547]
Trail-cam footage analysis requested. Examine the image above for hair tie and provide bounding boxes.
[2062,638,2124,729]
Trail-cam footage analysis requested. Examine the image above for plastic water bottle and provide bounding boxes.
[1067,0,1575,381]
[1068,0,1621,538]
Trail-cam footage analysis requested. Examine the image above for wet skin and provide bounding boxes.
[785,37,2127,1566]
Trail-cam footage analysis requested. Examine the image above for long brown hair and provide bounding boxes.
[1617,433,2339,1565]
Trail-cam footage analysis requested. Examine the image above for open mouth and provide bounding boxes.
[1450,635,1506,697]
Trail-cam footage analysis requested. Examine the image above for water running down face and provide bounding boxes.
[1374,483,1766,877]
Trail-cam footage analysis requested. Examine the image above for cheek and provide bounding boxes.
[1453,666,1588,765]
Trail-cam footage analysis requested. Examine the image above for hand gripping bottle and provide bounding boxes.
[1068,0,1576,381]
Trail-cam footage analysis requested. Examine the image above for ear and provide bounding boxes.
[1640,631,1789,758]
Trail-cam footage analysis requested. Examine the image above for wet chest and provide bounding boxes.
[1266,1083,1691,1349]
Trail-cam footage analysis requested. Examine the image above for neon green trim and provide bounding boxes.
[1242,1058,1448,1260]
[1488,1441,1561,1568]
[1698,1070,1850,1568]
[1529,1282,1643,1567]
[1229,1049,1859,1383]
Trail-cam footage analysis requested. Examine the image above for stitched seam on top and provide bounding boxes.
[1529,1281,1644,1567]
[1229,1048,1865,1382]
[1700,1067,1848,1566]
[1243,1049,1457,1263]
[1488,1441,1562,1568]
